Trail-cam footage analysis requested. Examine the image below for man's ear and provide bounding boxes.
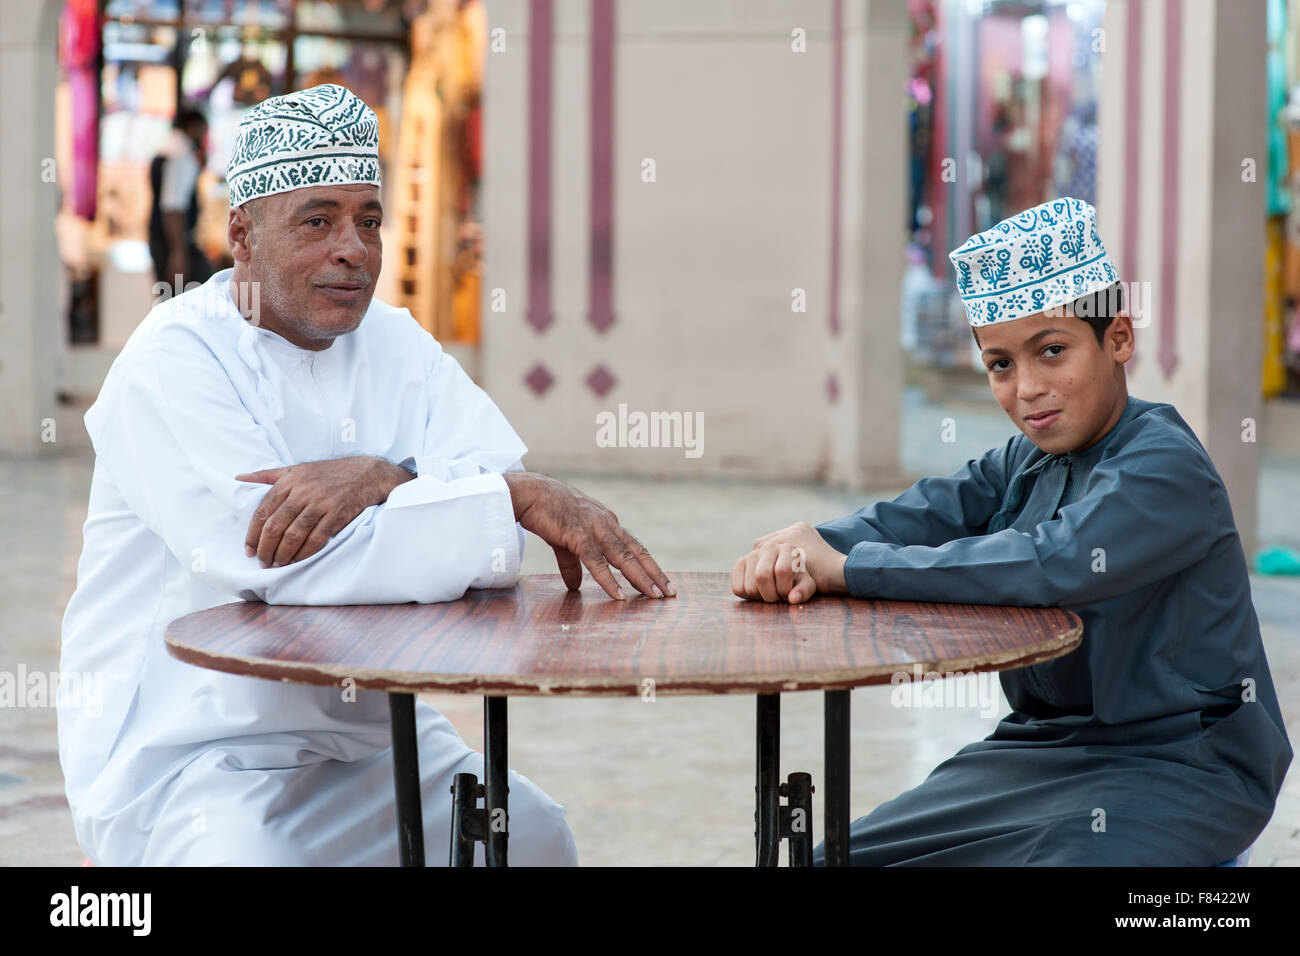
[228,206,253,263]
[1108,310,1135,364]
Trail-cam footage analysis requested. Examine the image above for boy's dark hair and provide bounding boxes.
[970,280,1124,347]
[1069,280,1125,345]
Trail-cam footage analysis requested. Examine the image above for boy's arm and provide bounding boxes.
[839,435,1220,607]
[816,436,1018,552]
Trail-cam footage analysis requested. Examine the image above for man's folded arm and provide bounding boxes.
[838,438,1220,607]
[816,436,1017,553]
[92,346,522,605]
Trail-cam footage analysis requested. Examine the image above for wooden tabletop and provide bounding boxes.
[165,572,1082,697]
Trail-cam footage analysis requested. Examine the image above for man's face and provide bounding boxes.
[235,183,383,349]
[974,308,1134,454]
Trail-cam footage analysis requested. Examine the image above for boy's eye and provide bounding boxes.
[988,359,1009,373]
[1043,344,1065,357]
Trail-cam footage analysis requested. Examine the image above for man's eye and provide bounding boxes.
[362,219,382,229]
[306,217,327,227]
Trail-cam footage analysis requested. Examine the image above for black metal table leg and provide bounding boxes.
[755,694,781,866]
[388,692,425,867]
[449,772,481,867]
[824,689,851,866]
[484,695,509,867]
[784,772,815,866]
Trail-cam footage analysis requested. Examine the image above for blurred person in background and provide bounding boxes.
[149,106,212,291]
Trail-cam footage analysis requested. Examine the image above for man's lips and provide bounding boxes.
[316,281,368,302]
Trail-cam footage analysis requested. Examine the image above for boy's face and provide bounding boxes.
[974,309,1134,455]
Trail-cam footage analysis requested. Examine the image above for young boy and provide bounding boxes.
[731,197,1292,865]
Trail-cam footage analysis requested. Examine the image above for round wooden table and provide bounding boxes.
[165,571,1082,867]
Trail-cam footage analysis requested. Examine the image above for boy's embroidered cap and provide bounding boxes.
[948,197,1117,327]
[226,83,380,208]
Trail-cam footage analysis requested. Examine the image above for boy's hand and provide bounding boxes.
[731,521,849,604]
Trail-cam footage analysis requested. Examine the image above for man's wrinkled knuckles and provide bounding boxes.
[599,529,625,556]
[280,525,308,544]
[581,548,610,570]
[298,506,325,525]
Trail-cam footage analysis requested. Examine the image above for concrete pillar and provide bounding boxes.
[828,0,908,489]
[481,0,905,484]
[1098,0,1264,557]
[0,0,62,454]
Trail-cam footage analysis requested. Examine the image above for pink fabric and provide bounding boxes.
[61,0,101,220]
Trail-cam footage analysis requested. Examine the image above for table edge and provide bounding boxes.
[164,614,1083,697]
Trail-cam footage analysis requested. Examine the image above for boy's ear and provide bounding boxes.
[1109,310,1136,364]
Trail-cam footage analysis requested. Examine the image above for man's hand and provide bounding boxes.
[731,521,849,604]
[503,472,674,601]
[237,456,413,568]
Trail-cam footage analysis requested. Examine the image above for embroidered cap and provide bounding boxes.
[948,197,1118,327]
[226,83,381,208]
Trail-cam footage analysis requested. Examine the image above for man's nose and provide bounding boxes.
[332,221,368,265]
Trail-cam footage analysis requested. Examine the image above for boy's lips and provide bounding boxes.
[1025,409,1062,430]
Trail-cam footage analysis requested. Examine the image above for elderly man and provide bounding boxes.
[59,85,672,866]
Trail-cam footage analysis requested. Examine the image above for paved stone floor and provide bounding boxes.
[2,386,1296,865]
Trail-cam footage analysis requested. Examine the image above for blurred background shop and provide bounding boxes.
[55,0,485,385]
[902,0,1106,379]
[905,0,1300,403]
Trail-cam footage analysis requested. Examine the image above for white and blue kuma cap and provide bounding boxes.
[948,197,1118,327]
[226,83,380,208]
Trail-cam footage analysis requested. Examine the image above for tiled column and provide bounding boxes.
[0,0,61,454]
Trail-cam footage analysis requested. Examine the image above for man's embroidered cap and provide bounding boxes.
[226,83,381,208]
[948,197,1117,327]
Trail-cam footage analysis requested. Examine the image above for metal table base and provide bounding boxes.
[389,688,851,867]
[388,693,510,867]
[755,690,851,866]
